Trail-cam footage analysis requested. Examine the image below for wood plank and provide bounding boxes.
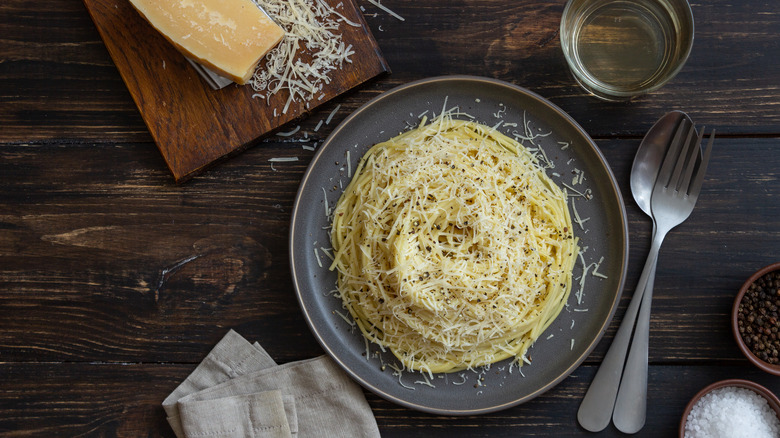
[80,0,389,182]
[0,140,321,363]
[1,362,778,436]
[356,0,780,136]
[0,0,150,142]
[3,1,779,436]
[3,0,780,143]
[0,137,777,364]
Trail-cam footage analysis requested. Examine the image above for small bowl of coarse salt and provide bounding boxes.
[732,261,780,376]
[679,379,780,438]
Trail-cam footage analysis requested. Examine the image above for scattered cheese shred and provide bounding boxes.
[276,125,301,137]
[570,199,591,230]
[333,309,356,327]
[326,104,341,125]
[451,373,468,385]
[319,246,335,261]
[365,0,405,21]
[575,251,591,304]
[322,186,330,217]
[591,256,608,279]
[387,363,415,390]
[414,373,436,388]
[314,247,323,268]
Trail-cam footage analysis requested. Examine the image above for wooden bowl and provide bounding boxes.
[732,262,780,376]
[679,379,780,437]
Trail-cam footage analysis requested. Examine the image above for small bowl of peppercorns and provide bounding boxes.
[732,262,780,376]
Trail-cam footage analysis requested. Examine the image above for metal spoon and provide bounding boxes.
[577,111,691,432]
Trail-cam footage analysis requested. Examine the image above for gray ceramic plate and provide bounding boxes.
[290,76,628,414]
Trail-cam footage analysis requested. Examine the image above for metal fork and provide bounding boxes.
[611,120,716,433]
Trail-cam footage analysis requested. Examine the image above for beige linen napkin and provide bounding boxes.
[163,330,380,438]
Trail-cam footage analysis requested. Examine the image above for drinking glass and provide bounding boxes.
[560,0,694,101]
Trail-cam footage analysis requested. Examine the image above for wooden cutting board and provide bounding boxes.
[83,0,390,182]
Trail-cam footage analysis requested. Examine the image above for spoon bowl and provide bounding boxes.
[631,111,694,215]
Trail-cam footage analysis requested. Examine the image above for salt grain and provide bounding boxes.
[684,386,780,438]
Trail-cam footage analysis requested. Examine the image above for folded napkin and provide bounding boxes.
[163,330,381,438]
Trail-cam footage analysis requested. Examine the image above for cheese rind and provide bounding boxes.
[129,0,285,85]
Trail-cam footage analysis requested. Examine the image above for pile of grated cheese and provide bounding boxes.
[250,0,358,114]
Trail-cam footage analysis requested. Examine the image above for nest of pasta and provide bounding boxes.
[329,114,578,374]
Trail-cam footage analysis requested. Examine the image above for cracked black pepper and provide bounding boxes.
[737,269,780,365]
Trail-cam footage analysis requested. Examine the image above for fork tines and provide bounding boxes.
[658,119,715,197]
[690,128,716,197]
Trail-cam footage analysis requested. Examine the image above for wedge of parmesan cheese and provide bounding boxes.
[128,0,285,85]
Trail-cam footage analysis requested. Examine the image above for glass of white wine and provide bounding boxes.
[560,0,694,101]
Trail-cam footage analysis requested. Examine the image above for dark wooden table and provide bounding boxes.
[2,0,779,436]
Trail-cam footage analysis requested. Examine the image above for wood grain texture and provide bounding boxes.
[2,0,780,436]
[0,138,777,365]
[2,0,780,144]
[81,0,389,182]
[1,362,778,437]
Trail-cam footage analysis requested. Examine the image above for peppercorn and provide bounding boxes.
[737,270,780,365]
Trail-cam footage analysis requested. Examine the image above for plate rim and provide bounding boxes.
[289,74,629,415]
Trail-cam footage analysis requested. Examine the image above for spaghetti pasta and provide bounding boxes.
[329,113,579,374]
